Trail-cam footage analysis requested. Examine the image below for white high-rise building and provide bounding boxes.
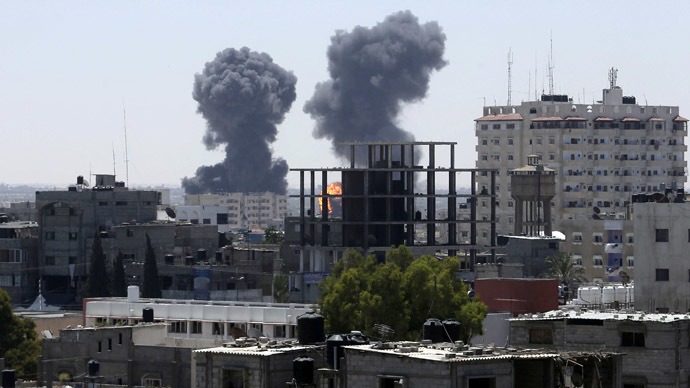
[475,79,688,281]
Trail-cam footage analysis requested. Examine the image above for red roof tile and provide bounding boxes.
[531,116,563,122]
[475,113,523,121]
[649,117,665,121]
[674,115,688,122]
[594,117,613,122]
[621,117,640,122]
[564,116,586,121]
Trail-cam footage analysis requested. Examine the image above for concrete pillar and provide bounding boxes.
[514,200,523,235]
[543,200,552,236]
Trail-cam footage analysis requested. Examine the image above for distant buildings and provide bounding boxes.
[476,77,688,282]
[178,192,288,232]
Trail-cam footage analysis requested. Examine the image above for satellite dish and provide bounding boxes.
[571,372,583,387]
[593,206,601,214]
[83,180,90,187]
[651,192,665,202]
[165,207,177,219]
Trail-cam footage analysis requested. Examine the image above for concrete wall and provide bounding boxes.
[475,278,558,316]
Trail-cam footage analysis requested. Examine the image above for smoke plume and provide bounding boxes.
[304,11,447,160]
[182,47,297,194]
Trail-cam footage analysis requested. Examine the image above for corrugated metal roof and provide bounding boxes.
[194,344,322,356]
[511,309,690,323]
[531,116,563,122]
[475,113,523,122]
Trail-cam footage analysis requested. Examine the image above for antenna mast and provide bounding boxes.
[528,70,531,102]
[122,101,130,188]
[548,32,554,95]
[608,67,618,88]
[112,142,116,176]
[507,47,513,106]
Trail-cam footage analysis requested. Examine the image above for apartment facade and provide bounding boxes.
[476,81,687,281]
[178,192,288,232]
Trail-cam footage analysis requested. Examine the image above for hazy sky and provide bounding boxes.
[2,1,689,189]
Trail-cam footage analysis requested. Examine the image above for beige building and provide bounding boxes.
[178,192,288,232]
[475,77,687,281]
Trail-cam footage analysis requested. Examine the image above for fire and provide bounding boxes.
[319,182,343,214]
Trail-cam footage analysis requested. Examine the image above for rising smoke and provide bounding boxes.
[182,47,297,195]
[304,10,447,161]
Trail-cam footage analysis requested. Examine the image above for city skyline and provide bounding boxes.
[2,1,689,189]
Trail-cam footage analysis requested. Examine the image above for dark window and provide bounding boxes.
[118,333,122,345]
[115,201,127,206]
[217,213,229,225]
[143,201,153,206]
[45,256,55,266]
[656,268,669,281]
[621,332,645,347]
[97,341,102,352]
[69,232,78,240]
[468,377,496,388]
[529,328,553,344]
[69,257,76,265]
[108,338,112,351]
[380,376,404,388]
[656,229,669,242]
[191,321,203,334]
[45,232,55,240]
[213,322,224,336]
[203,218,211,225]
[126,229,134,237]
[99,201,108,206]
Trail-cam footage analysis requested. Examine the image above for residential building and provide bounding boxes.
[35,174,159,306]
[0,201,37,222]
[178,192,288,232]
[476,76,687,280]
[510,309,690,387]
[0,220,39,305]
[633,193,690,312]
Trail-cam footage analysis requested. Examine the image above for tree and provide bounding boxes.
[111,250,127,297]
[319,247,488,342]
[0,289,41,379]
[545,253,588,297]
[141,233,162,298]
[84,230,110,298]
[264,226,284,244]
[273,273,290,303]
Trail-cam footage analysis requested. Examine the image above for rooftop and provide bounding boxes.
[194,339,322,357]
[0,220,38,229]
[511,309,690,323]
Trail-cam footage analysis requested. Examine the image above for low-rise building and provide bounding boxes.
[510,309,690,387]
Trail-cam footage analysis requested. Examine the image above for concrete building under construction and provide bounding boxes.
[286,142,498,302]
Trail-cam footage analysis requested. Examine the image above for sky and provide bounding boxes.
[2,0,689,190]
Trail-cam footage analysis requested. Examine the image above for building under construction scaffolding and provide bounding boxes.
[286,142,498,301]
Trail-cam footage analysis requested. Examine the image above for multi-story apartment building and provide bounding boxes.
[178,192,288,232]
[0,220,39,305]
[476,78,688,281]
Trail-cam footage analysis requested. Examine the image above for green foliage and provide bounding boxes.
[111,250,127,297]
[263,226,284,244]
[319,247,488,342]
[142,233,162,298]
[0,289,41,379]
[84,230,110,298]
[273,273,290,303]
[546,252,588,289]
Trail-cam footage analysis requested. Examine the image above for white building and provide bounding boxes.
[633,195,690,313]
[84,290,313,341]
[178,192,288,232]
[475,76,687,281]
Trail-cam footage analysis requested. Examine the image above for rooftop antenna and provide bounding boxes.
[534,54,538,100]
[122,100,130,188]
[608,67,618,88]
[643,93,648,105]
[528,70,531,102]
[112,142,116,176]
[507,47,513,106]
[548,31,554,95]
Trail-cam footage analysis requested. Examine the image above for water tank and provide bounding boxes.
[197,249,207,262]
[164,254,174,265]
[297,313,325,344]
[185,256,194,266]
[77,175,84,185]
[423,318,445,343]
[87,360,99,377]
[2,370,15,388]
[215,251,223,263]
[442,319,461,342]
[614,285,627,303]
[578,286,600,305]
[292,357,314,385]
[346,330,368,345]
[127,286,139,302]
[326,334,346,369]
[99,231,108,239]
[142,307,154,323]
[0,215,8,224]
[602,286,615,304]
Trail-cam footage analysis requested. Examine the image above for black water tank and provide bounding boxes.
[442,319,461,342]
[99,231,108,239]
[197,249,206,262]
[293,357,314,384]
[297,312,325,344]
[215,250,223,262]
[1,370,15,388]
[87,360,99,377]
[142,308,154,323]
[77,175,84,185]
[185,255,194,266]
[164,254,174,265]
[326,334,346,369]
[423,318,445,343]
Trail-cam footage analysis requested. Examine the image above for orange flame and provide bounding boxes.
[319,182,343,214]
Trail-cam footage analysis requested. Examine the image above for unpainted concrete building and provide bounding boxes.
[0,220,39,305]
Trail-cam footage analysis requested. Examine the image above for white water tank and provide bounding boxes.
[602,286,615,304]
[127,285,140,302]
[614,285,627,303]
[627,284,634,304]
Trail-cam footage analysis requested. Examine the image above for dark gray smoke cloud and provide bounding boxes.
[182,47,296,194]
[304,11,447,160]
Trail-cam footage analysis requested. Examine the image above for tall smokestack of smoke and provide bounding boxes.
[182,47,297,195]
[304,10,446,161]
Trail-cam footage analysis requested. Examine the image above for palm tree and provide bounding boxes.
[545,253,587,300]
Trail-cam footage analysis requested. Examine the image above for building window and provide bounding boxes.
[549,137,555,144]
[379,376,405,387]
[508,138,514,145]
[97,341,102,353]
[115,201,127,206]
[168,321,187,334]
[572,233,582,243]
[626,234,634,244]
[98,201,108,206]
[68,256,76,265]
[45,232,55,240]
[45,256,55,266]
[593,256,603,267]
[213,322,225,336]
[222,370,245,388]
[529,328,553,344]
[656,268,670,281]
[69,232,78,240]
[481,154,488,161]
[481,138,488,145]
[620,332,645,347]
[203,218,211,225]
[142,378,162,387]
[626,256,634,267]
[119,333,123,345]
[0,249,23,263]
[508,201,513,208]
[656,229,669,242]
[572,255,583,266]
[217,213,228,225]
[508,154,514,161]
[493,124,500,130]
[191,321,203,334]
[126,229,134,237]
[108,338,112,351]
[592,233,603,244]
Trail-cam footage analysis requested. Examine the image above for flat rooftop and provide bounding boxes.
[511,309,690,323]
